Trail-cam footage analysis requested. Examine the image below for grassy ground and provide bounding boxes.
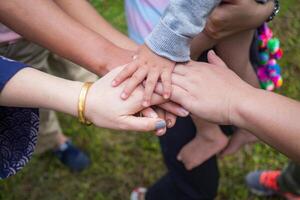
[0,0,299,199]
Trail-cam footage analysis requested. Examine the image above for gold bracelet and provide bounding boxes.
[78,82,93,126]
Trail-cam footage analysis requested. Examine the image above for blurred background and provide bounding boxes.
[0,0,299,199]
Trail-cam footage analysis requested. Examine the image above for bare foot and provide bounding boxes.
[219,129,258,158]
[177,117,228,170]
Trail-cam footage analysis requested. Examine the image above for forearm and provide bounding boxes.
[145,0,221,62]
[234,88,300,161]
[0,0,119,75]
[54,0,137,51]
[0,68,81,117]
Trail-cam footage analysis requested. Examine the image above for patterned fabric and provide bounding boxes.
[0,107,39,179]
[125,0,169,44]
[0,56,39,179]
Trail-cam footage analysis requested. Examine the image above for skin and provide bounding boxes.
[155,51,300,162]
[0,66,191,134]
[0,0,133,76]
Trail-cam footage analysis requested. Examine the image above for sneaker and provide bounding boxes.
[246,170,300,200]
[54,140,90,171]
[130,187,147,200]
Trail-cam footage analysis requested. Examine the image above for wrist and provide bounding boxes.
[52,80,83,117]
[229,85,258,128]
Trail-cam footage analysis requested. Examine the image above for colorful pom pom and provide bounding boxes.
[256,23,284,91]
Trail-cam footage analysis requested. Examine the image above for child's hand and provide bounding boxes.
[112,44,175,107]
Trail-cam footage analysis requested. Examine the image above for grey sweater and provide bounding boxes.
[145,0,221,62]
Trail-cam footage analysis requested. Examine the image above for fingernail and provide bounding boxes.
[142,100,150,107]
[163,93,170,99]
[178,108,189,116]
[111,80,117,86]
[210,50,216,56]
[155,120,166,130]
[167,119,172,127]
[121,92,127,99]
[177,155,182,161]
[156,129,165,136]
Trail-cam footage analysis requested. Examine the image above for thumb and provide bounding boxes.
[207,50,228,68]
[120,116,166,132]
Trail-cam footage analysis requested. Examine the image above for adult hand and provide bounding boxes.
[84,66,185,134]
[205,0,274,40]
[155,50,252,125]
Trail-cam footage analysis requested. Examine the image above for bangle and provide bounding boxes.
[267,0,280,22]
[78,82,93,126]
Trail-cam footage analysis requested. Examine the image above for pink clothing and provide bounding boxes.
[0,24,21,44]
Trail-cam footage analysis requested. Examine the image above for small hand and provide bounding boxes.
[112,44,175,107]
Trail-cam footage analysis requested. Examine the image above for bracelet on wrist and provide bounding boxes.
[78,82,93,126]
[256,0,280,22]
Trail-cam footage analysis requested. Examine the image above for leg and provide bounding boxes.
[177,117,228,170]
[215,30,259,150]
[146,117,219,200]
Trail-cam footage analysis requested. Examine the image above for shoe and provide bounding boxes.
[246,170,300,200]
[130,187,147,200]
[53,140,90,171]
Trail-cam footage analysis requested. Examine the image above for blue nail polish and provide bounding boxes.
[155,120,166,130]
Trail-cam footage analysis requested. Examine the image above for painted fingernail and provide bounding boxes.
[155,120,166,130]
[121,92,127,99]
[178,108,189,116]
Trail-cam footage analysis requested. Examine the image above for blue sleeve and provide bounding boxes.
[0,56,28,92]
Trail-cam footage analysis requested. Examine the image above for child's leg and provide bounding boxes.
[177,117,228,170]
[178,30,258,170]
[215,30,259,154]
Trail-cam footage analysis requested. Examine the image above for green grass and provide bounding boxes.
[0,0,299,199]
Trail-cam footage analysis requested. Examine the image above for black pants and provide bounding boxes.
[146,116,220,200]
[278,162,300,195]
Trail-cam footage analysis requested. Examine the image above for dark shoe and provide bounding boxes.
[54,140,90,171]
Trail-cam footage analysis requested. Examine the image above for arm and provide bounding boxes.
[157,51,300,161]
[53,0,137,51]
[190,0,275,59]
[234,87,300,162]
[145,0,221,62]
[0,0,132,75]
[0,66,169,132]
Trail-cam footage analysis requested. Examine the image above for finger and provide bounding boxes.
[156,107,166,120]
[159,102,189,117]
[165,112,177,128]
[120,116,166,132]
[143,71,160,107]
[154,108,167,136]
[112,62,139,86]
[141,107,158,118]
[121,67,148,99]
[171,73,191,89]
[207,50,228,68]
[154,83,190,109]
[173,65,189,76]
[161,70,172,99]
